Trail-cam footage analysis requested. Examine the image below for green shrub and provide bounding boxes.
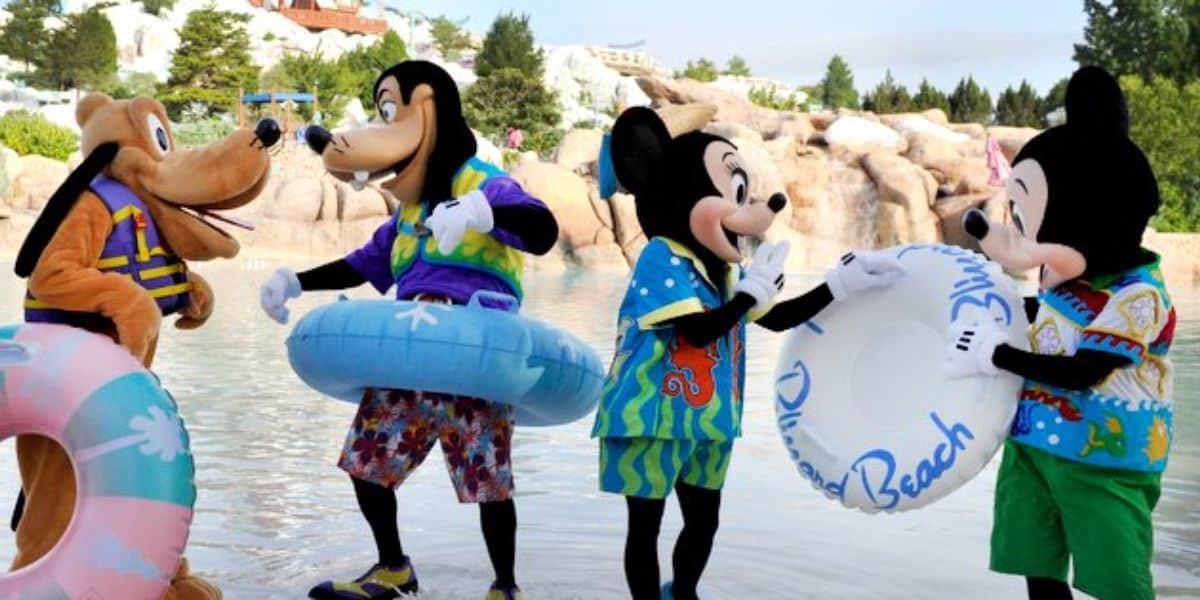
[263,31,276,42]
[172,118,235,147]
[748,86,799,111]
[523,127,564,158]
[1121,75,1200,232]
[0,110,78,160]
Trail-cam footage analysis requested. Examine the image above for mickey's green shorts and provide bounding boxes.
[990,440,1162,600]
[599,437,733,499]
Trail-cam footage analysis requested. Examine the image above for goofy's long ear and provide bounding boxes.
[15,142,119,278]
[609,107,671,198]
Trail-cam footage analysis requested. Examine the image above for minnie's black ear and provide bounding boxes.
[610,106,672,196]
[1065,66,1129,137]
[14,142,119,278]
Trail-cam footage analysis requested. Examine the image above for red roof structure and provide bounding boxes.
[249,0,387,35]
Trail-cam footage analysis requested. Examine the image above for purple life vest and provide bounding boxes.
[24,176,192,328]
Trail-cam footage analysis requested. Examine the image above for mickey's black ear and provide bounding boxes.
[609,106,671,196]
[1065,66,1129,137]
[15,142,119,278]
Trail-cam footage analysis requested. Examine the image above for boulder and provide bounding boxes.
[947,122,987,139]
[888,115,970,145]
[553,128,604,174]
[922,109,950,124]
[987,126,1040,162]
[904,135,965,186]
[15,155,69,211]
[509,161,612,250]
[634,76,784,138]
[264,176,325,222]
[778,115,814,145]
[704,122,763,145]
[608,191,645,264]
[543,46,627,128]
[336,183,389,221]
[809,112,838,131]
[824,116,907,155]
[860,152,939,245]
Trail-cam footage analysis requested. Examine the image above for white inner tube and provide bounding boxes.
[774,244,1029,513]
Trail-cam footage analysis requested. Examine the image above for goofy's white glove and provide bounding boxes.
[825,250,906,301]
[425,190,494,255]
[943,318,1009,378]
[735,241,791,310]
[260,267,301,325]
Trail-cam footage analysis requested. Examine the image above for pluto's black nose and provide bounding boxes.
[255,118,281,148]
[305,126,333,155]
[767,193,788,213]
[963,208,990,240]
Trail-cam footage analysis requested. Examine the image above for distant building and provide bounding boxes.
[249,0,387,35]
[585,46,664,77]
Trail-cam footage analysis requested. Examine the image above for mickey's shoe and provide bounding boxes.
[308,560,419,599]
[485,581,523,600]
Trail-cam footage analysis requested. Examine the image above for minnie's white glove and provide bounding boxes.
[943,318,1009,378]
[734,241,790,310]
[825,250,906,301]
[260,267,301,325]
[425,190,494,255]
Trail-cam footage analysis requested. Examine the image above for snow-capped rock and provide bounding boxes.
[543,46,650,128]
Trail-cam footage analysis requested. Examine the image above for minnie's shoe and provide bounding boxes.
[308,560,419,599]
[485,581,523,600]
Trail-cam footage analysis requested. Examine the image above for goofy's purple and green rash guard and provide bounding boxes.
[345,157,549,305]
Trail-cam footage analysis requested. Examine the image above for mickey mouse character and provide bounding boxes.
[259,61,558,600]
[945,66,1175,600]
[593,104,904,600]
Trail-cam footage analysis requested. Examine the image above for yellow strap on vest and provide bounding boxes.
[96,256,129,269]
[139,263,185,280]
[112,205,151,262]
[148,282,193,299]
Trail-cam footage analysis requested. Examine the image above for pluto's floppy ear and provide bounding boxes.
[608,106,671,198]
[15,142,120,278]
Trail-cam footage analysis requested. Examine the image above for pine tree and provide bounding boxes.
[474,12,543,78]
[430,16,472,61]
[1074,0,1191,81]
[677,58,719,82]
[1040,77,1069,127]
[0,0,50,73]
[861,70,914,114]
[912,78,951,115]
[948,76,993,124]
[161,7,259,118]
[724,55,752,77]
[340,30,408,109]
[819,55,858,109]
[994,80,1042,127]
[34,6,117,90]
[462,67,560,139]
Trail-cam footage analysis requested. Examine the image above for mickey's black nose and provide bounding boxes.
[963,208,990,240]
[255,118,281,148]
[305,126,333,155]
[767,193,788,213]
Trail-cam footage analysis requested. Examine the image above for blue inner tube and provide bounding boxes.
[286,291,605,427]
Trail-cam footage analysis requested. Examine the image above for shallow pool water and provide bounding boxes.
[0,263,1196,599]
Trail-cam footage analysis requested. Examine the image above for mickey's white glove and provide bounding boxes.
[425,190,494,255]
[825,250,906,301]
[734,241,790,310]
[260,267,301,325]
[943,318,1009,378]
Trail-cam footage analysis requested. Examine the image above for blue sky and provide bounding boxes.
[396,0,1087,96]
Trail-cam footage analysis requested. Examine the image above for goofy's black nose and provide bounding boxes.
[767,193,788,213]
[305,126,333,155]
[255,118,281,148]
